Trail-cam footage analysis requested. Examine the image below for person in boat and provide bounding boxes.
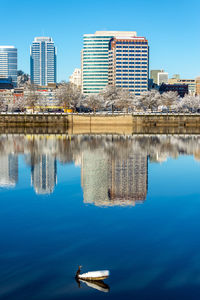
[75,266,82,279]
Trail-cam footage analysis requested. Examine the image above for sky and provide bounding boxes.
[0,0,200,82]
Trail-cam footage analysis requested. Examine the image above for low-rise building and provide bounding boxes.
[69,68,81,89]
[196,77,200,95]
[157,72,168,85]
[168,78,196,95]
[0,78,14,89]
[150,70,163,85]
[159,83,188,97]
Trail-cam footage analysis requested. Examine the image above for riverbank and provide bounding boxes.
[1,113,200,130]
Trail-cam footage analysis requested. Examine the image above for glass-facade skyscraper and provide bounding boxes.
[0,46,17,87]
[30,37,56,86]
[81,31,137,94]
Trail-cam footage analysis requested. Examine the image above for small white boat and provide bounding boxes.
[76,266,110,281]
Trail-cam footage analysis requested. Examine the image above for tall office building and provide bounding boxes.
[30,37,56,86]
[82,31,137,94]
[0,46,17,87]
[108,37,149,95]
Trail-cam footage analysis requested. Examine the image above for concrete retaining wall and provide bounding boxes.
[1,113,200,128]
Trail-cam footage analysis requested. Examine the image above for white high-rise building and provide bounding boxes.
[69,68,81,88]
[157,72,168,85]
[81,31,137,94]
[0,46,17,87]
[30,37,56,86]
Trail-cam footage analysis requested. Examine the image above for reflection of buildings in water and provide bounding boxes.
[149,152,168,163]
[108,154,148,206]
[81,149,109,204]
[31,154,57,194]
[0,154,18,187]
[81,149,148,206]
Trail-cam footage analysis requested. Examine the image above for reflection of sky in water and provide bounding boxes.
[1,135,200,299]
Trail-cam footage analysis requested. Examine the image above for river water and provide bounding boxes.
[1,134,200,300]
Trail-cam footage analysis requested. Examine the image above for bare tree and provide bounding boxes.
[0,94,7,112]
[161,91,178,111]
[136,90,161,112]
[100,86,122,112]
[178,95,200,113]
[56,82,81,111]
[24,84,39,112]
[82,94,103,112]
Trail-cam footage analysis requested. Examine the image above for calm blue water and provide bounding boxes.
[1,134,200,300]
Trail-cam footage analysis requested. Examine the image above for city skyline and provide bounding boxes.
[0,0,199,82]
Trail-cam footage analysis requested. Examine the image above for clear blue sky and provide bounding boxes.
[1,0,200,82]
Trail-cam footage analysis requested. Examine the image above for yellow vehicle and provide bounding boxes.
[26,105,74,113]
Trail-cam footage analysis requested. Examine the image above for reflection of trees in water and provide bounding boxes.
[1,134,200,200]
[1,134,200,163]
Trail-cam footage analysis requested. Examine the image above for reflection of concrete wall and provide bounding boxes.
[31,154,57,194]
[0,154,18,187]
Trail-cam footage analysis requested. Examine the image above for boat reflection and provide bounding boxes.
[75,277,110,293]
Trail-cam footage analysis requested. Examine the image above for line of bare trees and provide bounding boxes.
[56,84,200,113]
[0,82,200,113]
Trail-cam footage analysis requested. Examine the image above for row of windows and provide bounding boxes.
[84,64,108,67]
[116,49,147,52]
[116,81,147,84]
[114,54,147,57]
[115,63,147,67]
[83,85,106,87]
[83,46,108,49]
[115,58,147,61]
[84,76,108,78]
[83,81,108,83]
[83,53,108,56]
[116,65,147,68]
[115,86,147,91]
[83,71,107,73]
[84,40,111,43]
[116,41,147,44]
[84,43,109,46]
[116,45,147,48]
[84,60,108,63]
[115,76,147,78]
[83,50,108,55]
[115,69,147,73]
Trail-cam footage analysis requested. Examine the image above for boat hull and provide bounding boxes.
[78,275,109,281]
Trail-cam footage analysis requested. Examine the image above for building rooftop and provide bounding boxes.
[84,31,137,37]
[34,37,53,42]
[0,46,15,49]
